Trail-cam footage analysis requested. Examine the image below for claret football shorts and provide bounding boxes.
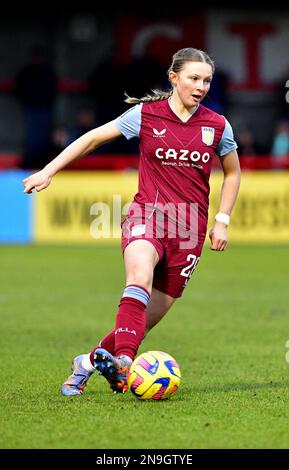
[121,212,206,298]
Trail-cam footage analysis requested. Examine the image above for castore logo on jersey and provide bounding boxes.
[153,128,166,137]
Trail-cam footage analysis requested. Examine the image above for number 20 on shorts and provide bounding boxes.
[180,254,200,281]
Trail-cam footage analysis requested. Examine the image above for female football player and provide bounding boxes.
[23,47,241,396]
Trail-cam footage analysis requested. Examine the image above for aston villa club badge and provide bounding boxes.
[201,127,215,145]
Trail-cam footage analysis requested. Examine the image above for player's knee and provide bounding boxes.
[126,270,153,292]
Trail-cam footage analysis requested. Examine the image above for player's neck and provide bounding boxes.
[169,95,198,122]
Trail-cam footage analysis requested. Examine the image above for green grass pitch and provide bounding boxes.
[1,244,289,449]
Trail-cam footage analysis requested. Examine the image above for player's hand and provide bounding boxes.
[23,168,52,194]
[209,222,228,251]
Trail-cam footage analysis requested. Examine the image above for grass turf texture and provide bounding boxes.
[1,244,289,449]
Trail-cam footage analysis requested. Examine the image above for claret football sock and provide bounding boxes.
[114,284,150,360]
[88,284,150,367]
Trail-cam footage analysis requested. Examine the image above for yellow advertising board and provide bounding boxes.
[209,171,289,243]
[35,171,138,243]
[35,170,289,244]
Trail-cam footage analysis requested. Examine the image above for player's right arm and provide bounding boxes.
[23,121,122,194]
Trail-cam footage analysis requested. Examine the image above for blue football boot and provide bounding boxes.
[61,354,94,396]
[93,348,130,393]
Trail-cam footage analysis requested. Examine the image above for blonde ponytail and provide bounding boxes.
[124,89,173,104]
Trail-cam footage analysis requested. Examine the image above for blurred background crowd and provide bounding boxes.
[0,4,288,170]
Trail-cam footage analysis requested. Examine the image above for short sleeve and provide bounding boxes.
[113,104,143,140]
[216,117,238,157]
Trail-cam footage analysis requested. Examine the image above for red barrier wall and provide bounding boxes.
[1,153,289,171]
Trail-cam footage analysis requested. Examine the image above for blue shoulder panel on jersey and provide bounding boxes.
[114,103,143,140]
[216,117,238,157]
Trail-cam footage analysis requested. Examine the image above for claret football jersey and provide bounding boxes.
[115,99,237,235]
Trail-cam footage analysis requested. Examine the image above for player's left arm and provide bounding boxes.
[209,149,241,251]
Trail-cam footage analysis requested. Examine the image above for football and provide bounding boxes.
[128,350,181,400]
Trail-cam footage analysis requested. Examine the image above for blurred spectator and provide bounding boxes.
[15,44,57,169]
[202,68,229,114]
[89,53,127,125]
[123,53,167,100]
[50,125,69,157]
[275,69,289,121]
[235,128,265,156]
[88,49,165,154]
[270,120,289,158]
[66,107,97,145]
